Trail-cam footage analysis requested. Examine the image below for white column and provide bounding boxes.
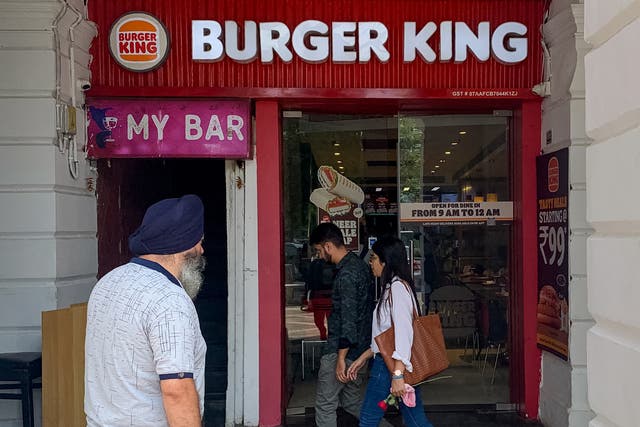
[585,1,640,427]
[0,1,96,425]
[540,2,595,426]
[225,146,260,425]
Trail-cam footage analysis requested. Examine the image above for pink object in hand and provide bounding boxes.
[388,384,416,407]
[403,384,416,407]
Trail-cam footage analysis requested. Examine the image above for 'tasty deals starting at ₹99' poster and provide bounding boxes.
[310,166,364,252]
[536,148,569,360]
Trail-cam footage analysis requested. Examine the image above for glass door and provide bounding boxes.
[282,113,400,416]
[281,111,514,415]
[398,114,512,407]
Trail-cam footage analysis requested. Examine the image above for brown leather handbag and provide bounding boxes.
[374,283,449,385]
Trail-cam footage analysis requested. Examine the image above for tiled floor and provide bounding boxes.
[285,356,530,427]
[289,342,510,408]
[285,306,537,426]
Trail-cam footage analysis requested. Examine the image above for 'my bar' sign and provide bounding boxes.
[87,99,251,159]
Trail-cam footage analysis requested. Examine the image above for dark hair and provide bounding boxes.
[372,236,419,320]
[309,223,345,247]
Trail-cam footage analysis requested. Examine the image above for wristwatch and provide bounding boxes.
[391,369,404,380]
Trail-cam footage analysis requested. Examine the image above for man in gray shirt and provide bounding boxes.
[85,195,207,426]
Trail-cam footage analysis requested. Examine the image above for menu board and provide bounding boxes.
[536,148,569,359]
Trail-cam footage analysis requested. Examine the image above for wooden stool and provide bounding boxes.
[0,353,42,427]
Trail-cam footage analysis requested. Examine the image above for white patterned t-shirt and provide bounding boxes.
[84,258,207,426]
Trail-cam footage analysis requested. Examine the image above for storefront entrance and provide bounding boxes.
[95,159,228,426]
[283,112,515,417]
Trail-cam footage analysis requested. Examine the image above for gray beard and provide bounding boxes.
[180,254,206,300]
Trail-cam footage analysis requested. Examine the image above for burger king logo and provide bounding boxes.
[109,12,170,72]
[547,156,559,193]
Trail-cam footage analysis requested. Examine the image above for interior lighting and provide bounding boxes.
[403,187,411,192]
[459,131,467,135]
[334,142,340,147]
[375,187,383,192]
[431,187,440,191]
[334,152,341,156]
[337,160,343,164]
[435,165,440,169]
[440,159,445,163]
[445,151,451,155]
[431,170,436,174]
[451,141,458,146]
[338,166,345,170]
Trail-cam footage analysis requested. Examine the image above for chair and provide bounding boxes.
[0,352,42,427]
[481,299,508,384]
[429,285,479,363]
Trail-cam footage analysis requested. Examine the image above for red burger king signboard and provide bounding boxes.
[109,12,170,72]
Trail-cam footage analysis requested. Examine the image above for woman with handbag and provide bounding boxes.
[346,236,434,427]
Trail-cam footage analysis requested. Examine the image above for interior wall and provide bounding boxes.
[584,1,640,427]
[0,1,96,425]
[539,1,595,426]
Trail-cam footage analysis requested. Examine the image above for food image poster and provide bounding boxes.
[317,208,359,252]
[310,166,364,252]
[536,148,569,360]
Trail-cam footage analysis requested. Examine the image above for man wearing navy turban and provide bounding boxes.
[85,195,207,427]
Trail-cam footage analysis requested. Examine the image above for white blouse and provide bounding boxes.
[370,277,418,372]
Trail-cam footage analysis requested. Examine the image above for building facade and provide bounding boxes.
[584,2,640,427]
[0,1,96,425]
[1,0,633,426]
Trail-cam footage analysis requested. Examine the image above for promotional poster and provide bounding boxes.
[536,148,569,359]
[310,166,363,251]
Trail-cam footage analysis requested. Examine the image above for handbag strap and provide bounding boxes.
[398,279,420,320]
[386,278,420,327]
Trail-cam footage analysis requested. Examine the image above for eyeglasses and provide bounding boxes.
[312,245,327,258]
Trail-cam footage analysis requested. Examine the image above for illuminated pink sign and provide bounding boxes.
[87,99,250,158]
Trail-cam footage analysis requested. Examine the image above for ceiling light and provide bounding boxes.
[431,170,436,174]
[334,142,340,147]
[431,187,440,191]
[337,160,343,164]
[334,152,340,156]
[451,142,458,146]
[402,187,410,192]
[338,166,344,169]
[435,165,440,169]
[459,131,467,135]
[439,159,445,163]
[445,151,451,155]
[375,187,383,192]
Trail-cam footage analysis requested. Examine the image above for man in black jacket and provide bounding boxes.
[310,223,374,427]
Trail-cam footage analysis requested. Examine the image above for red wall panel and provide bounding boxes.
[255,101,284,426]
[89,0,544,96]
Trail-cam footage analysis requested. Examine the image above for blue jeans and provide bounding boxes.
[359,356,433,427]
